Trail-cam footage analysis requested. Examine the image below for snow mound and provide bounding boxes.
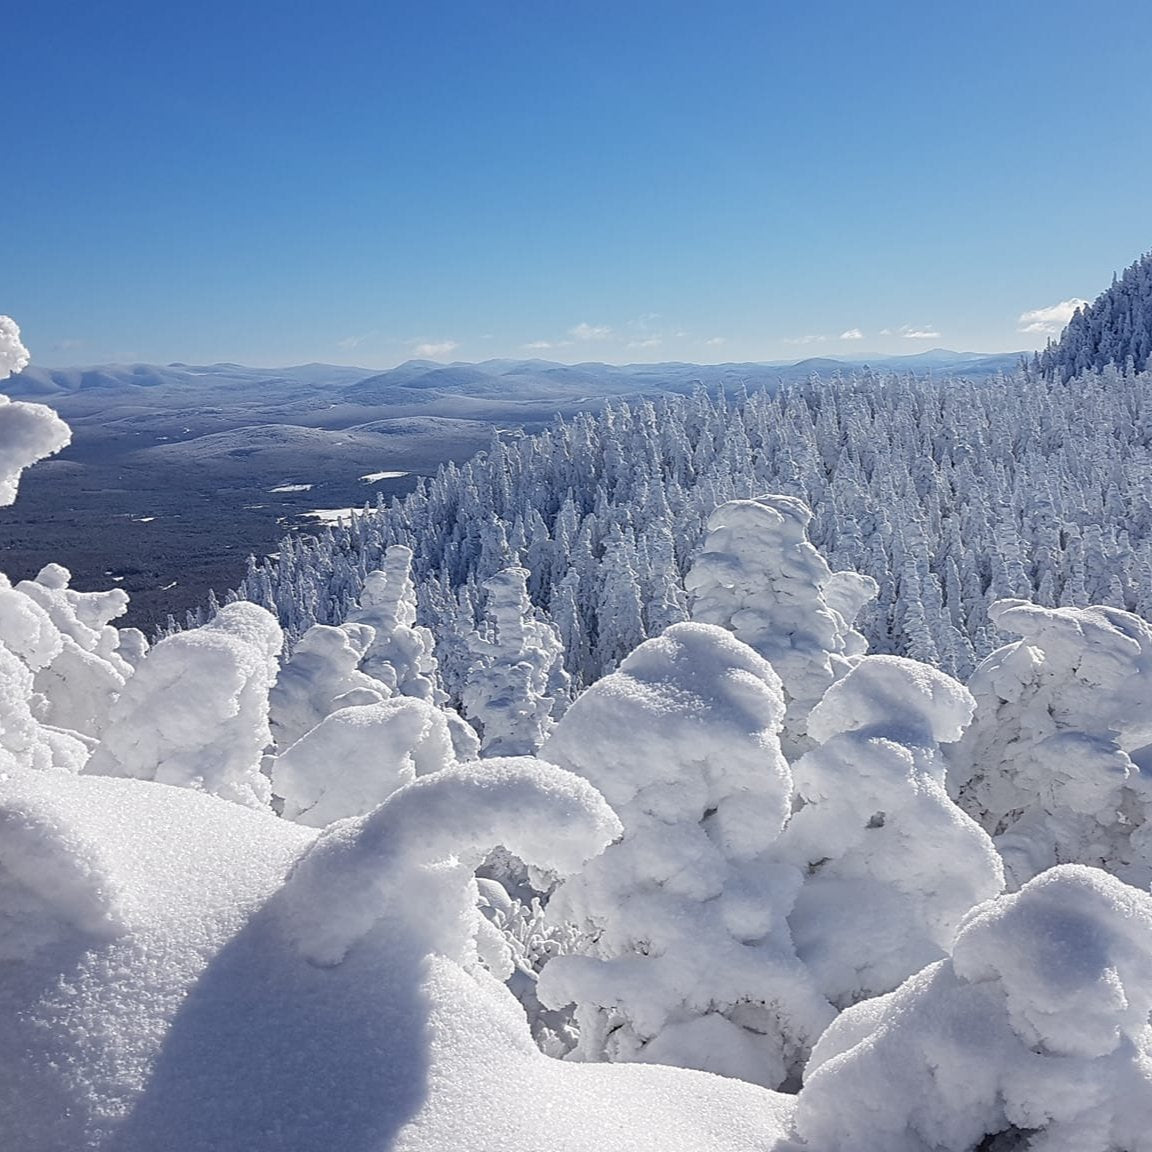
[84,602,283,807]
[273,696,455,826]
[795,865,1152,1152]
[0,764,789,1151]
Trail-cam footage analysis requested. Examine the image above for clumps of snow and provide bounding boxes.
[269,622,383,749]
[280,756,620,967]
[794,865,1152,1152]
[270,483,313,492]
[949,599,1152,889]
[0,315,30,379]
[686,495,876,755]
[0,318,71,505]
[84,602,283,808]
[273,697,455,826]
[539,622,833,1088]
[779,655,1004,1005]
[463,566,570,756]
[0,572,62,672]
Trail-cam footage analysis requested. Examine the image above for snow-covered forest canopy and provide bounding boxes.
[229,353,1152,690]
[5,273,1152,1152]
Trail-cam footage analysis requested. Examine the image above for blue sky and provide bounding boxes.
[4,0,1151,368]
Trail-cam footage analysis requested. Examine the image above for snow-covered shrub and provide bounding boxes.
[348,544,444,700]
[686,494,875,755]
[84,602,283,808]
[0,637,89,773]
[463,566,570,756]
[949,598,1152,888]
[272,696,455,826]
[538,621,833,1089]
[269,621,383,748]
[778,655,1004,1005]
[794,865,1152,1152]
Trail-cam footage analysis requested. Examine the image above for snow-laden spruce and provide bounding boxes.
[463,566,570,756]
[268,621,384,748]
[347,544,444,700]
[18,563,134,738]
[949,598,1152,889]
[538,622,833,1089]
[778,655,1004,1006]
[84,602,283,808]
[794,865,1152,1152]
[686,494,875,755]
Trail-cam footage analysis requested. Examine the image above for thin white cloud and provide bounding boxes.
[1017,298,1088,335]
[522,339,572,351]
[783,334,829,346]
[881,324,940,340]
[627,337,662,350]
[413,340,458,359]
[839,328,864,340]
[568,322,613,342]
[336,332,375,352]
[704,336,726,346]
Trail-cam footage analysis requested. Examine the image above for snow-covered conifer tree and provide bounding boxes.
[463,567,569,756]
[84,602,283,808]
[268,622,383,749]
[948,598,1152,889]
[685,495,875,755]
[538,622,833,1089]
[778,655,1004,1005]
[794,866,1152,1152]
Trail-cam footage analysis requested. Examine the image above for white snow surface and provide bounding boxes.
[0,764,795,1152]
[795,865,1152,1152]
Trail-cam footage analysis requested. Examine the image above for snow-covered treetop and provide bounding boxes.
[807,653,976,747]
[0,318,71,506]
[542,621,791,847]
[987,598,1152,750]
[0,316,30,380]
[686,494,875,753]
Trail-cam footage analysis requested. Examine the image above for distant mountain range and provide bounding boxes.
[6,349,1025,407]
